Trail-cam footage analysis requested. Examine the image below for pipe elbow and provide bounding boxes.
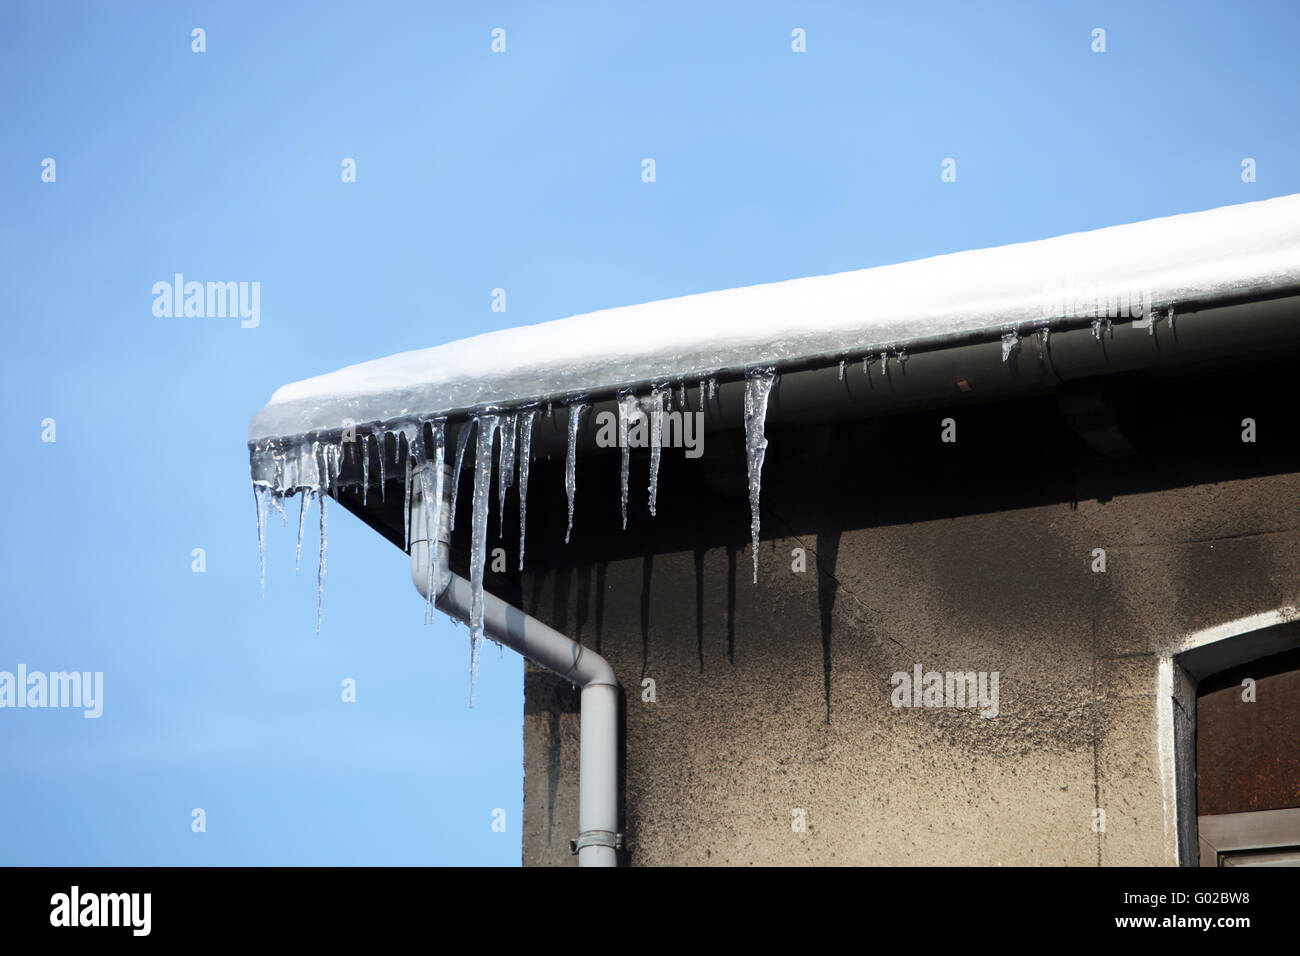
[577,651,618,689]
[409,537,442,602]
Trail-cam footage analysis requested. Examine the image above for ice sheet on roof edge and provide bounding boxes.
[249,194,1300,443]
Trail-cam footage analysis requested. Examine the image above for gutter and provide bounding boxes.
[250,285,1300,470]
[408,467,621,867]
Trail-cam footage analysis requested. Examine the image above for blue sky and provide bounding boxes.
[2,1,1297,865]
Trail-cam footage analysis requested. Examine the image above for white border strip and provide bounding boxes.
[1176,607,1299,655]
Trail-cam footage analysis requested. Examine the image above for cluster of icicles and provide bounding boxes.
[251,369,779,705]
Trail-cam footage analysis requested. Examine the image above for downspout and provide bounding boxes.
[408,468,621,867]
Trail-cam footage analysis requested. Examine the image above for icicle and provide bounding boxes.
[254,485,271,599]
[838,360,846,381]
[402,453,413,551]
[863,354,872,374]
[1148,311,1160,335]
[419,461,435,624]
[708,377,717,400]
[315,442,329,500]
[361,433,370,506]
[468,413,501,707]
[1001,331,1020,362]
[743,369,776,585]
[898,346,909,368]
[564,402,587,544]
[449,419,475,532]
[1091,317,1112,341]
[881,351,891,375]
[309,439,322,493]
[698,380,705,408]
[316,491,328,633]
[648,386,666,518]
[497,414,517,537]
[295,490,312,572]
[618,392,639,530]
[678,382,687,409]
[369,429,382,502]
[272,493,287,527]
[546,401,553,418]
[1040,326,1051,353]
[517,409,536,571]
[420,422,446,626]
[1168,305,1176,331]
[373,428,387,502]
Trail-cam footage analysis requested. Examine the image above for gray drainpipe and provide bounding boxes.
[408,468,621,867]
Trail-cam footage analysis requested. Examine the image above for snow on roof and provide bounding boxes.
[250,194,1300,441]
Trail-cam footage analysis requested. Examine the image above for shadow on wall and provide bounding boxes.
[815,529,840,725]
[522,665,578,850]
[445,359,1300,576]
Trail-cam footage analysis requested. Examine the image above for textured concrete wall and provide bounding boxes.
[513,365,1300,866]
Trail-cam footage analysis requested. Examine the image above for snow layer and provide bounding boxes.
[250,194,1300,441]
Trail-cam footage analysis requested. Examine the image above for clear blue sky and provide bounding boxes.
[2,1,1297,865]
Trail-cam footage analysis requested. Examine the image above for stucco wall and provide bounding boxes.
[512,368,1300,866]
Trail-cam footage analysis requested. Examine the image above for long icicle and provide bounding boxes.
[648,385,665,518]
[313,442,332,634]
[317,491,328,633]
[395,421,416,548]
[564,402,587,544]
[468,413,501,707]
[374,428,387,502]
[517,408,536,571]
[421,421,446,626]
[743,369,777,585]
[402,448,413,551]
[449,418,475,532]
[361,433,370,506]
[497,414,517,538]
[295,490,311,572]
[254,485,270,599]
[407,425,428,611]
[618,391,639,530]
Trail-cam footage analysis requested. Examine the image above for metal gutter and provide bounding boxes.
[252,286,1300,479]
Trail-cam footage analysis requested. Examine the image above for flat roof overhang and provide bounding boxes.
[247,195,1300,587]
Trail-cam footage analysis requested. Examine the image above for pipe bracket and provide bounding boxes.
[570,830,624,855]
